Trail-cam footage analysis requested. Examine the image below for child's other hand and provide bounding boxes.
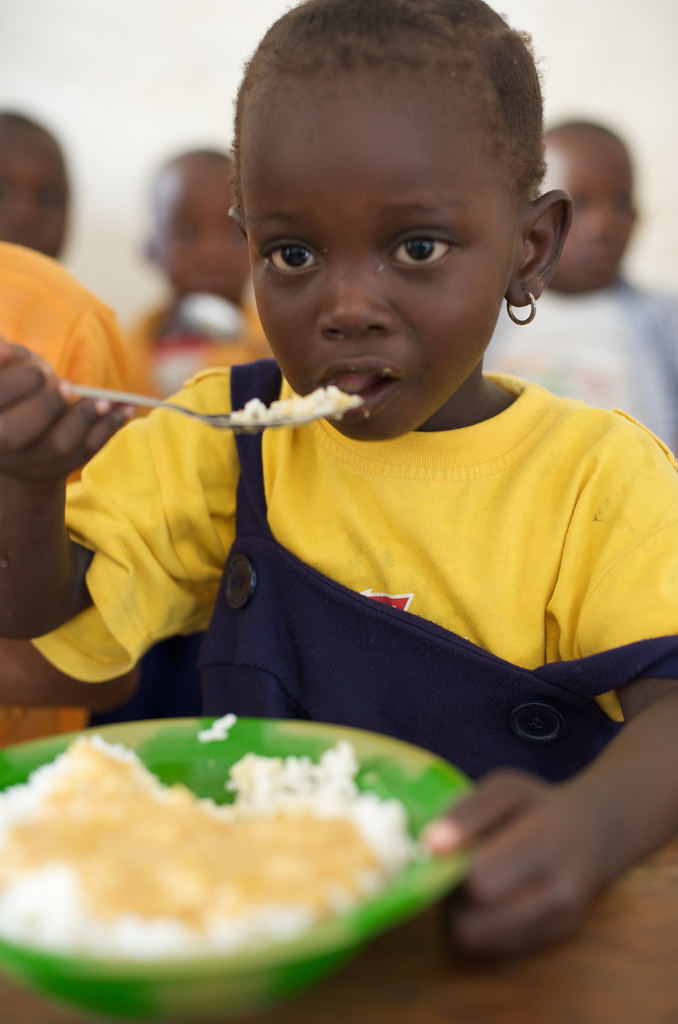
[0,337,132,482]
[423,770,603,955]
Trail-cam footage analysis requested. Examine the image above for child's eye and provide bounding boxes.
[393,239,449,265]
[269,245,316,272]
[610,196,634,216]
[170,224,199,244]
[38,188,66,211]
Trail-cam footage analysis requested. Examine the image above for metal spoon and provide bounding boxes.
[69,383,363,432]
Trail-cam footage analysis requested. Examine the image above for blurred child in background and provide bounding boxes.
[485,121,678,450]
[129,148,271,398]
[0,112,135,743]
[0,111,70,260]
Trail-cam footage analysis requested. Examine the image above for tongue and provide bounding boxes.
[333,372,384,394]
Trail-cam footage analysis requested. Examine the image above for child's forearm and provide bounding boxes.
[567,677,678,881]
[0,638,138,710]
[0,476,92,638]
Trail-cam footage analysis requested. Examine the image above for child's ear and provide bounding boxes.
[229,205,248,241]
[505,189,572,307]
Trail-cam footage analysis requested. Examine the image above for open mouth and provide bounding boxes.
[579,242,623,273]
[321,367,402,420]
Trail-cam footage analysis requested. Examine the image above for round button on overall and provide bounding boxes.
[509,701,566,743]
[224,554,257,609]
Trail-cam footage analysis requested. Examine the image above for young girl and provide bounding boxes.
[2,0,678,957]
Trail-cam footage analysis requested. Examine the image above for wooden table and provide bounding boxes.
[3,836,678,1024]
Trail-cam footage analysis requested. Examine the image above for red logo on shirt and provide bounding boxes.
[361,588,414,612]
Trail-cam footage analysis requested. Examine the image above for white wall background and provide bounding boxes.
[1,0,677,327]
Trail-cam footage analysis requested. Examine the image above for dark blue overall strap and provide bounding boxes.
[536,638,678,688]
[231,359,281,541]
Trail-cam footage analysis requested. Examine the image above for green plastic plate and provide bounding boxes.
[0,717,472,1020]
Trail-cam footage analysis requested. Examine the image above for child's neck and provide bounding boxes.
[417,367,516,432]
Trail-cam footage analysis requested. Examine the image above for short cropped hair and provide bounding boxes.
[150,148,235,225]
[232,0,546,207]
[0,110,66,154]
[546,120,631,154]
[160,148,233,168]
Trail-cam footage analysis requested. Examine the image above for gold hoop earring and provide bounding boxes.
[506,292,537,326]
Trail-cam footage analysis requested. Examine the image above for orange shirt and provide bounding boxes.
[0,242,134,746]
[0,242,132,395]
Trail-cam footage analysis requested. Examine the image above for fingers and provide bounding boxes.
[72,402,134,463]
[426,773,564,906]
[465,793,577,902]
[0,340,135,481]
[50,400,133,474]
[428,772,601,956]
[0,352,54,412]
[423,770,542,853]
[48,400,132,465]
[445,872,584,955]
[0,382,67,452]
[0,336,24,366]
[0,392,133,482]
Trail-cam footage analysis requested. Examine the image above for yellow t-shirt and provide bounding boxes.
[33,368,678,723]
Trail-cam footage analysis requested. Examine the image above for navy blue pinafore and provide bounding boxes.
[199,360,678,781]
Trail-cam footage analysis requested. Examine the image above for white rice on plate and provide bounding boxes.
[0,734,417,960]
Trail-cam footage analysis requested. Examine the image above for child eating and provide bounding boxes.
[1,0,678,957]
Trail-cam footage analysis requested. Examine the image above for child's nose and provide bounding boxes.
[6,192,41,230]
[199,231,231,258]
[578,202,624,240]
[317,267,396,339]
